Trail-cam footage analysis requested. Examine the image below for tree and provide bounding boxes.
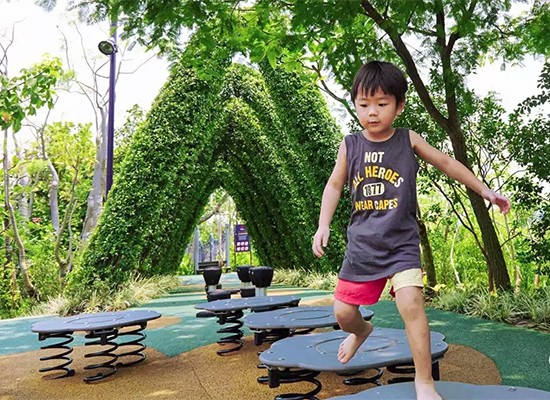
[506,62,550,288]
[74,0,543,290]
[38,122,95,280]
[1,26,63,298]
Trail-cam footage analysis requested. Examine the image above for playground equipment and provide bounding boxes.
[243,306,374,346]
[193,226,231,274]
[236,265,255,298]
[31,311,160,382]
[325,381,550,400]
[259,328,447,399]
[195,295,301,355]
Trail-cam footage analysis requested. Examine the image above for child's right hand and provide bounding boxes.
[312,227,330,258]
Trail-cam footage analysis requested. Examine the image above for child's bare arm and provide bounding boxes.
[313,140,347,257]
[410,130,511,215]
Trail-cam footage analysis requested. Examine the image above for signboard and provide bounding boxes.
[234,224,250,253]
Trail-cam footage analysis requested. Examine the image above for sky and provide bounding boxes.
[1,0,548,148]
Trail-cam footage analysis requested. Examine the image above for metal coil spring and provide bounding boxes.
[387,360,440,384]
[341,367,383,386]
[216,310,244,355]
[387,364,415,384]
[116,323,147,367]
[38,332,76,379]
[83,328,119,382]
[268,368,322,400]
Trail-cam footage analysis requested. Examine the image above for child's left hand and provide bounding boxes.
[481,188,511,215]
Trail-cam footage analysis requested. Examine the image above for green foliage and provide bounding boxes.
[24,225,60,301]
[0,56,62,132]
[27,273,179,316]
[273,268,339,291]
[429,283,550,331]
[67,38,346,294]
[114,104,146,176]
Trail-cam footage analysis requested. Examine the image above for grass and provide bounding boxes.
[428,284,550,332]
[273,268,338,290]
[26,274,180,316]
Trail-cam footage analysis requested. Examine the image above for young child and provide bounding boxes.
[312,61,511,400]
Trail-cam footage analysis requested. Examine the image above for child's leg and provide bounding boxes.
[392,270,441,400]
[333,299,373,363]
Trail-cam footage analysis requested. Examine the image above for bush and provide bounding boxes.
[27,273,179,316]
[428,283,550,331]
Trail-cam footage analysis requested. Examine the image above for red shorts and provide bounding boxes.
[334,278,393,305]
[334,269,424,305]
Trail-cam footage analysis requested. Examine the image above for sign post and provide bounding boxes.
[234,224,251,264]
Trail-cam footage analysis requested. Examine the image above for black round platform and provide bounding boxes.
[31,310,161,333]
[194,295,300,312]
[31,310,160,382]
[243,306,373,330]
[259,327,447,372]
[325,381,550,399]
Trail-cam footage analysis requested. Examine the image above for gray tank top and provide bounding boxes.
[339,128,421,282]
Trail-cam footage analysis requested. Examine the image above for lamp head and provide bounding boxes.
[98,38,117,55]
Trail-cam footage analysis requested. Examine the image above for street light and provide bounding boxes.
[98,38,117,56]
[98,24,118,198]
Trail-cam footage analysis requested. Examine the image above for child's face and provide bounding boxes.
[354,87,404,136]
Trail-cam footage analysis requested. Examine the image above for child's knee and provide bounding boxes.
[333,301,358,327]
[395,286,424,315]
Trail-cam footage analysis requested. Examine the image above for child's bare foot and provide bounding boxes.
[337,321,373,364]
[415,378,442,400]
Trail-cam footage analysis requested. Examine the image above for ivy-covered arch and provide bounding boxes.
[68,50,349,295]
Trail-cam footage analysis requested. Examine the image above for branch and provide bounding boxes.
[55,167,79,274]
[450,181,476,232]
[0,20,24,74]
[446,0,479,54]
[118,53,157,75]
[199,193,229,224]
[57,26,73,72]
[73,22,107,110]
[408,26,438,37]
[426,168,476,236]
[434,1,460,128]
[500,231,521,248]
[360,0,450,131]
[308,62,361,126]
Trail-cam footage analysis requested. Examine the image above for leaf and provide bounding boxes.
[249,43,267,63]
[267,49,277,70]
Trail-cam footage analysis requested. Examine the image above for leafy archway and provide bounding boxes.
[67,48,349,294]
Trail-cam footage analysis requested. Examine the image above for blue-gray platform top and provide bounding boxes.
[194,295,300,312]
[31,310,161,334]
[259,327,447,372]
[243,306,373,329]
[325,381,550,399]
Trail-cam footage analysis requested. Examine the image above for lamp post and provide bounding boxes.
[98,21,118,197]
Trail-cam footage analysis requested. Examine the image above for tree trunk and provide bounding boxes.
[450,222,462,285]
[447,122,508,289]
[3,129,38,299]
[497,175,520,291]
[47,160,60,234]
[12,133,30,221]
[2,216,14,310]
[416,204,437,292]
[81,108,107,241]
[55,169,79,280]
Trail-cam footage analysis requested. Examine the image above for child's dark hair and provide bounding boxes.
[351,61,408,105]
